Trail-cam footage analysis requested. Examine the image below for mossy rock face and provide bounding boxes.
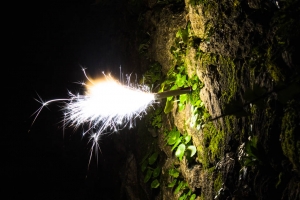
[187,4,206,39]
[136,0,300,199]
[281,100,300,173]
[145,6,187,74]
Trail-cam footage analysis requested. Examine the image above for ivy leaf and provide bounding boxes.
[180,94,187,103]
[179,193,187,200]
[168,179,177,187]
[176,74,186,87]
[168,168,179,178]
[175,144,186,160]
[250,136,258,147]
[167,129,180,145]
[172,137,182,151]
[176,28,189,44]
[148,152,158,165]
[186,145,197,158]
[179,102,185,111]
[171,84,179,91]
[144,169,153,183]
[140,151,151,165]
[192,83,198,90]
[194,100,201,107]
[164,100,174,114]
[183,135,191,144]
[151,114,162,128]
[174,181,183,194]
[190,194,196,200]
[178,65,186,74]
[151,179,160,188]
[182,181,189,189]
[153,166,161,178]
[141,160,148,172]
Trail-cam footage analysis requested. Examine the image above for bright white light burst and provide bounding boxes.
[65,72,155,133]
[32,69,156,161]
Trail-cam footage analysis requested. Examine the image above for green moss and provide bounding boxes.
[196,51,216,70]
[209,131,224,159]
[281,100,300,171]
[196,51,238,104]
[265,47,285,82]
[224,115,235,132]
[197,144,209,169]
[266,62,284,83]
[206,123,225,160]
[214,172,223,193]
[218,56,238,104]
[197,52,238,103]
[197,122,224,169]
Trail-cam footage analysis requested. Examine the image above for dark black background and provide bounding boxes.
[4,1,135,199]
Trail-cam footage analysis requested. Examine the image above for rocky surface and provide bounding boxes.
[133,0,300,199]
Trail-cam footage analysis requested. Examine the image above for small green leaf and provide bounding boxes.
[192,83,197,90]
[176,74,187,87]
[172,137,182,151]
[144,169,153,183]
[174,181,183,194]
[183,135,191,144]
[190,194,196,200]
[182,181,189,188]
[251,136,258,147]
[153,166,161,178]
[176,28,189,43]
[141,160,148,172]
[186,145,197,157]
[179,193,187,200]
[168,168,179,178]
[167,129,180,145]
[194,100,201,107]
[171,84,179,90]
[164,100,174,114]
[180,94,187,103]
[179,103,185,111]
[168,179,177,187]
[140,151,151,165]
[151,114,162,128]
[175,144,186,160]
[148,152,159,165]
[151,179,160,188]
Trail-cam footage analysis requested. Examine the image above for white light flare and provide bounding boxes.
[65,74,155,133]
[32,69,156,140]
[32,69,156,167]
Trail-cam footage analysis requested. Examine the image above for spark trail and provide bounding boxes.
[32,69,155,163]
[32,68,191,166]
[64,70,155,134]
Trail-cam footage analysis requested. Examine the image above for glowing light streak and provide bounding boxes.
[32,68,156,163]
[64,71,155,133]
[32,68,191,166]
